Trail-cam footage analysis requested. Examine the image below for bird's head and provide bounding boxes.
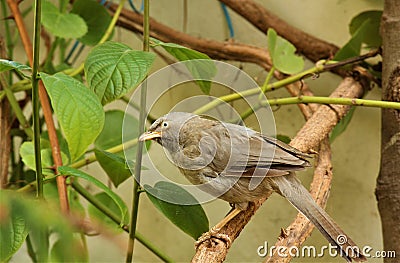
[139,112,198,152]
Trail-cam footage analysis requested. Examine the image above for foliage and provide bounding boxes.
[0,0,385,262]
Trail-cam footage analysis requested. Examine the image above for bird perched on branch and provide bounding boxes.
[139,112,366,262]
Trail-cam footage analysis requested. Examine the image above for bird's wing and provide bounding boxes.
[211,123,310,178]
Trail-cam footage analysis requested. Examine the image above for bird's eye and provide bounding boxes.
[162,121,168,127]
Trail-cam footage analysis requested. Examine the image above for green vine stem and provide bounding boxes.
[32,0,43,198]
[0,75,33,138]
[126,0,150,261]
[258,65,275,100]
[71,181,174,262]
[265,96,400,109]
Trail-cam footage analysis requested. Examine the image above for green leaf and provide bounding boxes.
[88,192,129,230]
[20,140,69,176]
[334,19,371,61]
[276,134,291,144]
[41,72,104,161]
[95,110,138,151]
[50,237,88,262]
[0,197,29,262]
[330,106,356,142]
[267,29,304,74]
[58,166,129,225]
[0,59,31,73]
[349,10,382,48]
[144,182,209,239]
[95,150,132,187]
[41,0,87,39]
[85,41,155,105]
[71,0,111,45]
[151,38,216,94]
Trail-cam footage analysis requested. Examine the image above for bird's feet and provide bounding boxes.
[195,226,232,249]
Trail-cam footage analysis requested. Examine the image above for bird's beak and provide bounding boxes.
[139,131,161,141]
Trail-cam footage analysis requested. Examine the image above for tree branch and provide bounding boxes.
[108,4,273,70]
[218,0,339,62]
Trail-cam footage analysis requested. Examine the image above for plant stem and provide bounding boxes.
[72,181,174,262]
[193,63,325,115]
[72,181,127,230]
[121,96,156,123]
[32,0,43,199]
[0,75,33,138]
[70,138,139,169]
[258,65,275,100]
[43,37,59,71]
[264,96,400,109]
[126,0,150,261]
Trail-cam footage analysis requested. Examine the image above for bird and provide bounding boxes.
[139,112,366,262]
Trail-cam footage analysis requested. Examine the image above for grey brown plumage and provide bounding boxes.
[139,112,366,262]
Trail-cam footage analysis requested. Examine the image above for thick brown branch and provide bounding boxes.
[108,4,273,70]
[6,0,69,212]
[218,0,339,62]
[376,1,400,261]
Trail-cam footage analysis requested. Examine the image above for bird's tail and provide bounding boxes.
[271,174,366,262]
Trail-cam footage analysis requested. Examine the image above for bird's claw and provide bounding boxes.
[195,227,232,249]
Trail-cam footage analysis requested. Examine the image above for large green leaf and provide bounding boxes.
[71,0,111,45]
[267,29,304,74]
[95,149,132,187]
[152,38,216,94]
[95,110,138,151]
[88,192,129,230]
[85,41,155,105]
[349,10,382,48]
[58,166,129,225]
[41,72,104,161]
[144,182,209,239]
[41,0,87,39]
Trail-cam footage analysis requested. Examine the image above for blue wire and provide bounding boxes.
[128,0,144,13]
[220,3,234,38]
[65,41,80,63]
